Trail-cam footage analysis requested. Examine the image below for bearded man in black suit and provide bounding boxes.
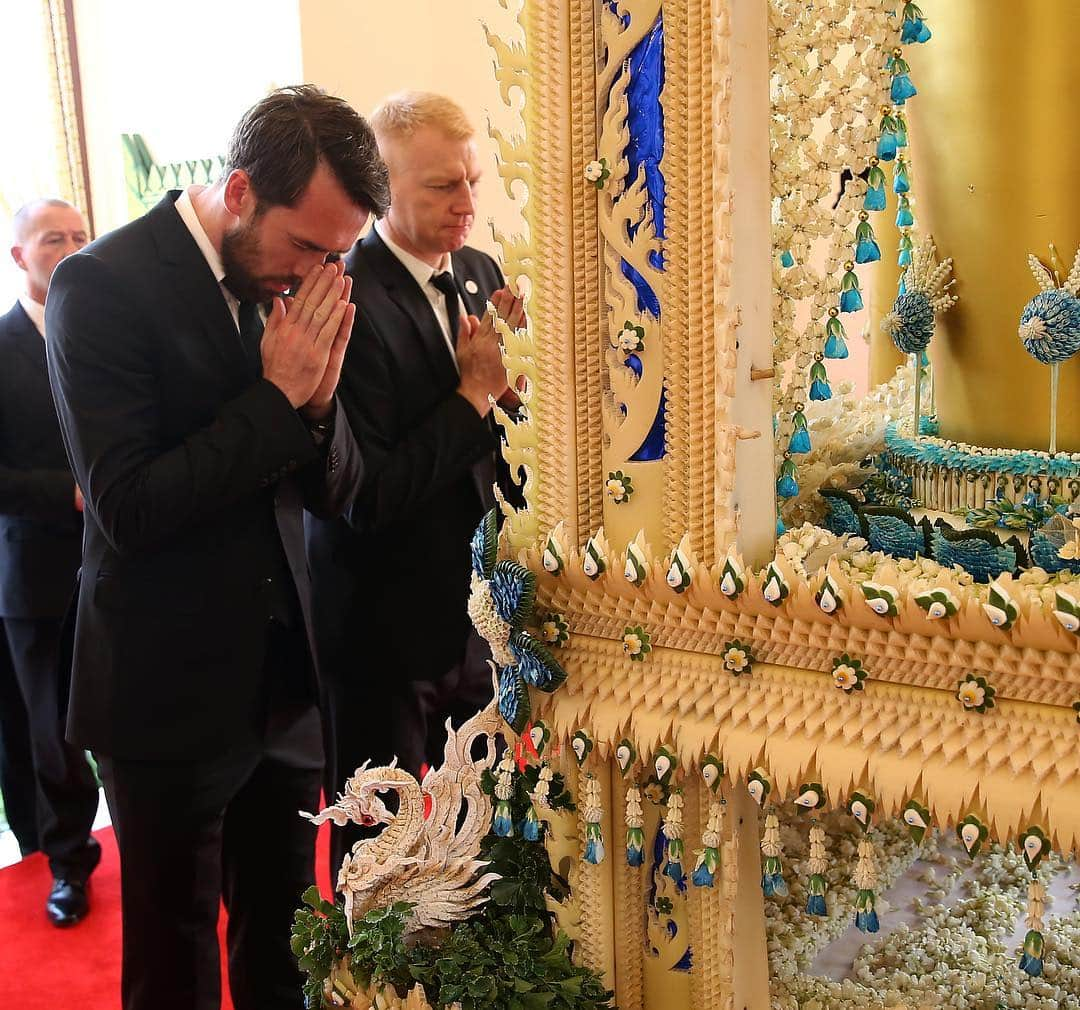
[306,92,525,874]
[47,87,387,1010]
[1,199,100,923]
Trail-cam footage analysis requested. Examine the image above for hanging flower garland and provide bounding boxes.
[771,0,938,523]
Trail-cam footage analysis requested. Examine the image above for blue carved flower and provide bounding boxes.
[468,510,567,733]
[882,289,934,354]
[1018,289,1080,365]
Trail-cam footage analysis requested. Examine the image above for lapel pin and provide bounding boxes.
[464,279,479,295]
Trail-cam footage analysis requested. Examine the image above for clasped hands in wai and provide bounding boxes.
[259,260,526,422]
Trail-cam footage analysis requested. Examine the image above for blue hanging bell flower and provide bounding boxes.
[864,160,887,211]
[824,311,849,360]
[898,231,915,267]
[691,844,719,888]
[877,110,899,161]
[824,330,849,359]
[901,3,932,43]
[854,215,881,265]
[775,516,786,536]
[788,428,811,455]
[780,249,795,268]
[761,855,787,896]
[894,158,911,195]
[894,111,909,149]
[522,803,542,842]
[493,798,514,837]
[895,193,914,228]
[664,837,685,882]
[840,265,864,313]
[584,821,605,864]
[855,888,880,933]
[626,825,644,867]
[777,453,799,498]
[788,404,811,454]
[806,874,828,916]
[876,132,897,163]
[887,50,918,104]
[1020,929,1045,977]
[863,186,886,212]
[809,356,832,401]
[891,73,917,104]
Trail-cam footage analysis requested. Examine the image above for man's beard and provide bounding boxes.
[221,216,295,304]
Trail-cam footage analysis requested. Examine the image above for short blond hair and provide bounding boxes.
[370,91,474,143]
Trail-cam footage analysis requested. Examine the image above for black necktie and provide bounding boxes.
[236,300,264,375]
[430,271,462,348]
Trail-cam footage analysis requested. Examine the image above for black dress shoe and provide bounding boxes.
[46,878,89,927]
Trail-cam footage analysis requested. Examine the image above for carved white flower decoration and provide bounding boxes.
[623,632,643,656]
[833,663,859,691]
[606,477,628,502]
[584,158,610,187]
[723,646,750,674]
[540,620,560,644]
[616,321,645,354]
[958,680,985,710]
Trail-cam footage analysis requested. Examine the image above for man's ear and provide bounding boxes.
[222,169,254,218]
[10,244,27,272]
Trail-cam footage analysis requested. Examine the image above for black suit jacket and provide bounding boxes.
[45,192,363,760]
[0,303,82,618]
[307,230,515,687]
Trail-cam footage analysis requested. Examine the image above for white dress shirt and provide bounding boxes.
[174,188,243,329]
[374,219,461,369]
[18,293,46,339]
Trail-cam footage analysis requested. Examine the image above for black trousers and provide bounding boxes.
[2,617,99,876]
[0,631,38,855]
[97,631,323,1010]
[326,629,493,877]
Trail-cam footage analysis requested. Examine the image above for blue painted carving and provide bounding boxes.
[630,388,667,461]
[620,12,666,317]
[819,489,863,536]
[645,822,691,973]
[930,524,1025,584]
[858,507,930,560]
[1030,531,1080,575]
[605,3,667,458]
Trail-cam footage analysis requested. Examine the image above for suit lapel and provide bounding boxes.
[147,192,250,379]
[7,304,49,375]
[358,231,457,384]
[449,252,498,510]
[452,251,493,320]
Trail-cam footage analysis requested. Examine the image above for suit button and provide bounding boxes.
[264,577,273,586]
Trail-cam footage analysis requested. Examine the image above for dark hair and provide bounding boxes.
[226,85,390,216]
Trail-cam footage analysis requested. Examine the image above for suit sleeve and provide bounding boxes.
[46,252,324,556]
[295,396,364,520]
[336,306,495,532]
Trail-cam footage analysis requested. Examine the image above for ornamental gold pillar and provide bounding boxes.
[888,0,1080,451]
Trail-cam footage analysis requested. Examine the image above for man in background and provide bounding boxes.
[306,91,524,874]
[47,87,385,1010]
[1,199,101,924]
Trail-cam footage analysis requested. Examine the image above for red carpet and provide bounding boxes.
[0,824,332,1009]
